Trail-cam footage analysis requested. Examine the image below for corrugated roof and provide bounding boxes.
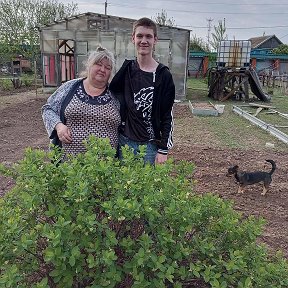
[38,12,132,30]
[38,12,190,32]
[248,35,282,49]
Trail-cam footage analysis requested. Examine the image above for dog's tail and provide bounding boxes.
[266,159,276,175]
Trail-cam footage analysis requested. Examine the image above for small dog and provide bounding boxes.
[226,159,276,195]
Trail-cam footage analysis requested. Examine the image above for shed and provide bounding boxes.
[38,12,190,100]
[249,35,284,73]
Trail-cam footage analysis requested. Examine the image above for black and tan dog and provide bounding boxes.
[226,159,276,195]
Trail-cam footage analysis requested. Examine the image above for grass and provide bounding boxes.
[177,77,288,150]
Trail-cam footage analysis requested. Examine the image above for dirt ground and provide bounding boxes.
[0,89,287,259]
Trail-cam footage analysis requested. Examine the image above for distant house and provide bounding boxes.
[38,12,190,100]
[249,35,282,50]
[189,35,288,78]
[188,51,210,78]
[12,56,32,75]
[249,35,288,74]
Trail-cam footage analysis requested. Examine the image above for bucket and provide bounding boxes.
[215,104,225,114]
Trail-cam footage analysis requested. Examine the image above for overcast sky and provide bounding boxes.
[65,0,288,44]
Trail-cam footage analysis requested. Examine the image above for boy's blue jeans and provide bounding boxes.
[118,133,158,165]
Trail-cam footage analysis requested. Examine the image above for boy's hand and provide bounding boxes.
[155,153,168,164]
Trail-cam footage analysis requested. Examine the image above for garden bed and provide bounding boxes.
[0,88,287,260]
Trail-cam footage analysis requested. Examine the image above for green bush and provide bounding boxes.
[0,78,13,90]
[21,74,34,87]
[0,137,287,288]
[272,44,288,55]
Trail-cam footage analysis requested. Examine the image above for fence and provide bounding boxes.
[257,69,288,94]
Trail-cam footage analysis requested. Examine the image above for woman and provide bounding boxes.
[42,46,120,157]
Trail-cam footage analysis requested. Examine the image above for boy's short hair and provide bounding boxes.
[132,17,157,37]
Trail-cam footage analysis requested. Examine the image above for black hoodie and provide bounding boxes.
[109,59,175,154]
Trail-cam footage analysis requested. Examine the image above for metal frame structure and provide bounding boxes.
[233,105,288,144]
[39,12,190,100]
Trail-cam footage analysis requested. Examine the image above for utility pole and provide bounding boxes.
[104,0,108,15]
[207,18,213,51]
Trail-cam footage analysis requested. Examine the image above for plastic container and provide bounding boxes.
[217,40,251,68]
[215,104,225,114]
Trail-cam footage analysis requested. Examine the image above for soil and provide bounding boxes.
[0,89,287,259]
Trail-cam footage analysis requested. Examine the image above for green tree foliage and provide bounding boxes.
[0,78,13,90]
[153,9,175,27]
[272,44,288,55]
[210,19,228,51]
[0,0,78,61]
[0,137,287,287]
[190,34,210,52]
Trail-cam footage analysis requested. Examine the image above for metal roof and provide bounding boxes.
[248,35,282,49]
[38,12,190,32]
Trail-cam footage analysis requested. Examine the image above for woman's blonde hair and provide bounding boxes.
[80,46,115,77]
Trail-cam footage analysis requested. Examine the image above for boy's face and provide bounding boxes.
[132,26,157,56]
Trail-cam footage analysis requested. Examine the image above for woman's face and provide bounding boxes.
[89,58,112,86]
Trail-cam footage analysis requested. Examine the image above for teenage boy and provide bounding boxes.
[110,17,175,165]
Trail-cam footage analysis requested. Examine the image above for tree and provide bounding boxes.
[190,34,210,52]
[210,19,227,51]
[0,0,78,62]
[153,9,175,27]
[272,44,288,55]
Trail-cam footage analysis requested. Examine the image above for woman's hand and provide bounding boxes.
[55,123,72,144]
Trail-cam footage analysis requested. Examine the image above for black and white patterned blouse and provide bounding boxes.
[63,83,121,156]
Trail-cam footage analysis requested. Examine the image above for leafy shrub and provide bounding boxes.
[0,137,287,288]
[0,78,13,91]
[21,74,34,87]
[272,44,288,55]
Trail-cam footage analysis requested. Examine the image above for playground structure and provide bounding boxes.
[208,40,271,102]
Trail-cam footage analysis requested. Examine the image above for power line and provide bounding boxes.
[141,0,288,5]
[179,24,288,30]
[110,3,288,14]
[83,2,288,31]
[228,25,288,30]
[280,34,288,40]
